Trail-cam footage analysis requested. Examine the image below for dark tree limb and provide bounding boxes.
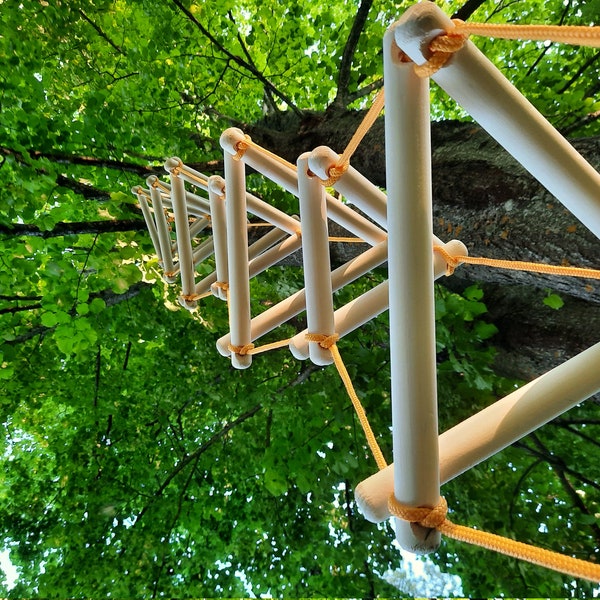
[0,144,161,175]
[78,9,124,55]
[333,0,374,109]
[134,402,263,525]
[0,219,147,239]
[452,0,488,21]
[170,0,303,117]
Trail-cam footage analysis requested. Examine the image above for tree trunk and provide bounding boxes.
[245,114,600,383]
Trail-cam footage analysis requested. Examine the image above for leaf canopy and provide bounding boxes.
[0,0,599,596]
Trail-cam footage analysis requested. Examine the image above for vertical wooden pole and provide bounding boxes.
[384,27,441,553]
[221,132,252,369]
[295,153,335,366]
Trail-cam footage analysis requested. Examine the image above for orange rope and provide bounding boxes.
[455,20,600,48]
[434,244,600,279]
[319,88,386,187]
[306,333,388,471]
[415,19,600,77]
[388,496,600,583]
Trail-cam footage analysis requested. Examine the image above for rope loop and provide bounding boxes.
[319,163,350,187]
[213,281,229,293]
[305,332,340,349]
[388,495,448,530]
[434,244,461,276]
[233,135,252,161]
[414,19,469,77]
[228,342,255,356]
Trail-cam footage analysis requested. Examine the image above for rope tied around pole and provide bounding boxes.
[233,135,252,161]
[318,87,386,187]
[434,244,600,279]
[228,342,255,356]
[388,494,600,582]
[414,20,468,78]
[413,19,600,78]
[388,495,449,530]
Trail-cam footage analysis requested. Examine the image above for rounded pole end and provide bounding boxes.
[308,146,340,181]
[164,157,182,173]
[220,127,246,155]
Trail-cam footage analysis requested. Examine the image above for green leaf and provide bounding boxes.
[543,292,564,310]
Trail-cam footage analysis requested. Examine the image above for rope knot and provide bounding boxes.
[305,332,340,349]
[433,244,461,276]
[414,19,468,77]
[388,495,448,530]
[233,135,251,161]
[228,342,255,356]
[319,163,349,187]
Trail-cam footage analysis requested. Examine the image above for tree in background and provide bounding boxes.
[0,0,599,596]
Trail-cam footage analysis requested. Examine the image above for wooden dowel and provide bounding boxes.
[148,179,176,282]
[165,159,196,300]
[221,132,252,369]
[208,176,229,299]
[295,153,336,365]
[384,27,440,554]
[133,186,163,262]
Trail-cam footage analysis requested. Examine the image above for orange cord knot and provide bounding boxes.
[388,495,449,530]
[228,342,255,356]
[213,281,229,292]
[433,244,462,276]
[179,293,202,303]
[414,19,469,77]
[234,135,252,161]
[319,163,349,187]
[305,332,340,349]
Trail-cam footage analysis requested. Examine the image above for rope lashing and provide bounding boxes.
[388,495,600,583]
[414,19,600,78]
[414,20,468,78]
[388,495,449,530]
[434,244,600,279]
[228,342,255,356]
[233,135,252,161]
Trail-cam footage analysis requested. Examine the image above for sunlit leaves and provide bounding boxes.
[0,0,599,596]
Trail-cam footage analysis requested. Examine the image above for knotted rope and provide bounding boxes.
[414,19,600,77]
[388,495,600,582]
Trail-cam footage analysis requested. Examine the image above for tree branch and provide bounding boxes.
[333,0,374,109]
[170,0,303,116]
[452,0,488,21]
[227,10,280,115]
[134,402,263,525]
[1,144,161,175]
[558,52,600,95]
[346,77,383,105]
[0,219,147,239]
[78,9,124,55]
[3,282,152,346]
[0,303,42,315]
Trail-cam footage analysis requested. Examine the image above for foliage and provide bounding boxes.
[0,0,599,596]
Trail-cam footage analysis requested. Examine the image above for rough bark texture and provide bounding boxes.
[244,113,600,383]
